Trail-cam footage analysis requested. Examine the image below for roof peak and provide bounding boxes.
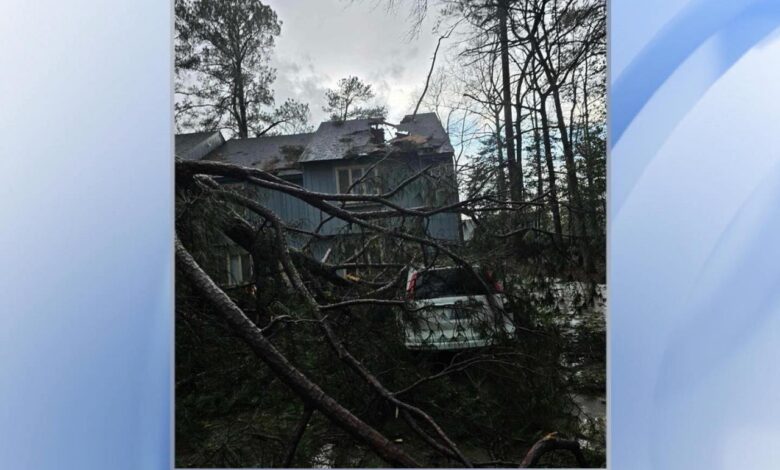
[227,132,315,142]
[401,112,437,122]
[175,130,221,137]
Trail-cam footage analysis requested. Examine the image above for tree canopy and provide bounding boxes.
[175,0,310,137]
[323,76,388,122]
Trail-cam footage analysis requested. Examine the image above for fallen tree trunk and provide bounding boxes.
[519,433,587,468]
[175,237,421,468]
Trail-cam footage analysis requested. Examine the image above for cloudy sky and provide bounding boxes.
[264,0,443,125]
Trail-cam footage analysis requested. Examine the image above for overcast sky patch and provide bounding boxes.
[266,0,441,124]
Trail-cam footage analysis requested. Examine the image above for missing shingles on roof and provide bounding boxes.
[253,156,280,168]
[279,144,306,160]
[390,133,430,152]
[288,113,453,163]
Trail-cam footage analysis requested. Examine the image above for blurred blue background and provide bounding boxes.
[0,1,171,469]
[2,0,780,468]
[611,0,780,468]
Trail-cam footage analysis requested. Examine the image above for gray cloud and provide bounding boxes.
[266,0,440,124]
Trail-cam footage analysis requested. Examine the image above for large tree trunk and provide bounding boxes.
[498,0,520,202]
[234,58,250,138]
[581,58,604,239]
[549,83,592,270]
[519,434,587,468]
[529,15,592,269]
[175,237,421,468]
[582,60,596,196]
[550,85,587,238]
[538,94,563,242]
[531,93,545,228]
[514,69,525,201]
[494,110,507,200]
[237,89,249,139]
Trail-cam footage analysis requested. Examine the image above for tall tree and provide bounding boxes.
[460,53,509,201]
[497,0,521,202]
[259,98,313,136]
[323,76,387,121]
[523,0,605,270]
[537,88,564,241]
[176,0,309,137]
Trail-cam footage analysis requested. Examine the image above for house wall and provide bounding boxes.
[210,154,461,281]
[300,161,347,236]
[250,176,311,251]
[257,181,310,230]
[296,154,462,243]
[219,153,461,268]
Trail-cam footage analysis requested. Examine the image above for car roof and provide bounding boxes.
[412,265,481,273]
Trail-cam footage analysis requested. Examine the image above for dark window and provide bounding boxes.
[281,173,303,186]
[337,169,350,194]
[351,167,363,182]
[413,268,494,299]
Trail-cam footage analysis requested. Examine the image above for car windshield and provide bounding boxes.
[413,268,494,299]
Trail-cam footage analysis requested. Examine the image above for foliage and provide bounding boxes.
[323,76,388,122]
[175,0,310,137]
[174,0,606,467]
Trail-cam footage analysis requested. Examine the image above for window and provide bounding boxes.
[412,268,496,300]
[335,165,379,195]
[226,252,252,286]
[280,173,303,186]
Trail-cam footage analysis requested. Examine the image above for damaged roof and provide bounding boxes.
[204,133,312,171]
[298,112,453,163]
[175,112,453,169]
[175,131,224,161]
[298,118,381,163]
[396,112,454,154]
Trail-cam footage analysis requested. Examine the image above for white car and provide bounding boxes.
[400,266,515,350]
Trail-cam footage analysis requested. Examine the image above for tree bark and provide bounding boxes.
[531,94,544,212]
[580,57,603,240]
[513,76,525,201]
[549,83,592,270]
[519,434,587,468]
[529,16,593,269]
[175,237,421,468]
[538,93,563,241]
[498,0,520,202]
[549,84,587,240]
[236,60,249,139]
[494,110,507,200]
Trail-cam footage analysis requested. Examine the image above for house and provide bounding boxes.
[176,113,461,285]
